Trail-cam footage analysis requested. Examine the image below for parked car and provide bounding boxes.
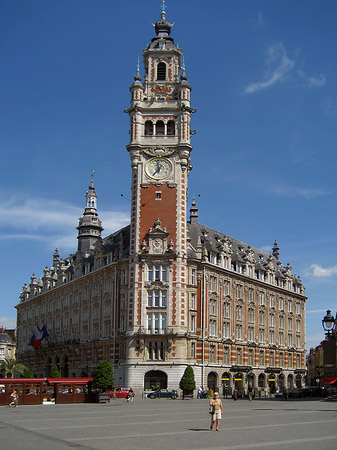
[110,387,135,398]
[307,386,323,397]
[147,389,178,399]
[292,388,311,398]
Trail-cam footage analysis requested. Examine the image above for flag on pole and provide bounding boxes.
[28,326,49,348]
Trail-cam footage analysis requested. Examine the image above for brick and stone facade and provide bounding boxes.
[15,7,307,396]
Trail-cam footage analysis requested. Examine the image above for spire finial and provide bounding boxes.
[182,55,185,72]
[134,57,141,81]
[181,55,188,80]
[90,169,95,190]
[161,0,166,18]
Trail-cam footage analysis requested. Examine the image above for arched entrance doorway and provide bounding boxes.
[287,374,294,391]
[207,372,218,393]
[61,355,69,378]
[247,372,255,388]
[278,374,285,392]
[295,374,302,389]
[144,370,167,390]
[52,356,60,376]
[221,372,231,398]
[234,373,244,397]
[268,374,276,394]
[258,373,266,397]
[45,357,52,377]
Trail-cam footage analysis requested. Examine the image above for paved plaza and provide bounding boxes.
[0,397,337,450]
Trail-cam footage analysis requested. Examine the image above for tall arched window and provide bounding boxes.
[145,120,154,136]
[156,120,165,135]
[167,120,175,135]
[157,62,166,81]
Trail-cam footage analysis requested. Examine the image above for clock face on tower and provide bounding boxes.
[146,157,172,180]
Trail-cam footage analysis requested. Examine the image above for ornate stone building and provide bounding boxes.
[16,7,307,396]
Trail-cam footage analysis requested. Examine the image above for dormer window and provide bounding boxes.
[157,62,166,81]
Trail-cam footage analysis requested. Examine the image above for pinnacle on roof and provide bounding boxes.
[189,198,198,224]
[154,0,173,37]
[134,57,141,81]
[272,239,280,260]
[89,169,95,191]
[181,55,188,81]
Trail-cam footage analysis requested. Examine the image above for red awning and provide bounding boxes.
[0,378,46,384]
[47,378,93,385]
[321,377,337,385]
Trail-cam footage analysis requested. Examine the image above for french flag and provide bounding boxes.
[29,326,49,348]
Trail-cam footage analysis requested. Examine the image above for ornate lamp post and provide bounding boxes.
[316,365,323,387]
[322,310,337,337]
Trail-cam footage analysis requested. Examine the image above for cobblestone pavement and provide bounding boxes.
[1,398,337,450]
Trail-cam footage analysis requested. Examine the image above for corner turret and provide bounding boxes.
[77,172,104,255]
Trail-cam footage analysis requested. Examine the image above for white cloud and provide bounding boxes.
[306,331,325,349]
[322,97,337,116]
[298,70,326,88]
[271,185,329,199]
[257,12,264,27]
[0,195,130,251]
[260,245,272,253]
[245,42,295,94]
[306,264,337,278]
[0,316,16,328]
[0,196,82,231]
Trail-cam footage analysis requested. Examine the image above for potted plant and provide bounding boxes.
[49,363,61,378]
[179,365,196,399]
[92,360,114,403]
[22,368,35,378]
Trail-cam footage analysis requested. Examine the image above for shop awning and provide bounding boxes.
[321,377,337,385]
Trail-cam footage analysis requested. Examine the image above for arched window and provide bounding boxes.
[157,62,166,81]
[167,120,175,135]
[258,373,266,388]
[156,120,165,135]
[145,120,153,136]
[144,370,167,390]
[207,371,218,392]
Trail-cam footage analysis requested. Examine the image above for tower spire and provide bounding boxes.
[76,172,104,255]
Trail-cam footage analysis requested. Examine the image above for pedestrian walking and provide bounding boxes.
[126,389,134,402]
[9,389,18,407]
[197,386,202,399]
[209,392,223,432]
[248,386,254,401]
[232,387,238,401]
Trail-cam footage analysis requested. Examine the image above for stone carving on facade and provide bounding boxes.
[142,146,176,157]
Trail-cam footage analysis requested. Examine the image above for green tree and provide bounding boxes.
[0,358,27,378]
[179,365,196,392]
[50,364,61,378]
[92,360,114,392]
[22,368,35,378]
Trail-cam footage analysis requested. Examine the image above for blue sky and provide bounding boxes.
[1,0,337,350]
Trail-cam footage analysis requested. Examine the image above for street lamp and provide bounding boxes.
[322,310,337,337]
[316,365,323,387]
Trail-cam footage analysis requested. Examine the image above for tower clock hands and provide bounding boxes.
[154,161,161,175]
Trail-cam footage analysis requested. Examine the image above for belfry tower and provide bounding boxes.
[126,4,194,365]
[77,173,103,255]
